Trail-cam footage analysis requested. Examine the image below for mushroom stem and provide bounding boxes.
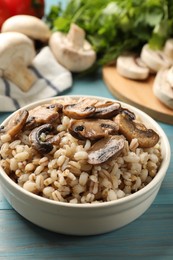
[4,61,36,92]
[67,23,85,50]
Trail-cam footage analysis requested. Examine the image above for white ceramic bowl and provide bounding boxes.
[0,96,171,235]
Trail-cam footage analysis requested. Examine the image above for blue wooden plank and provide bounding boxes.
[0,206,173,259]
[0,192,12,210]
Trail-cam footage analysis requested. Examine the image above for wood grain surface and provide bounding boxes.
[102,66,173,124]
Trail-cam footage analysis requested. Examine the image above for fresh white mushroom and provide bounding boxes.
[164,39,173,60]
[0,32,37,92]
[49,23,96,72]
[140,44,173,73]
[1,15,51,42]
[116,54,150,80]
[153,67,173,109]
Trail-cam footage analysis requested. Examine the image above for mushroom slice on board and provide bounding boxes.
[63,98,98,119]
[49,23,96,72]
[88,135,125,165]
[25,103,63,129]
[153,68,173,109]
[93,101,122,118]
[140,44,173,73]
[69,119,119,141]
[0,32,36,92]
[1,15,51,42]
[115,113,159,148]
[0,110,28,138]
[116,54,150,80]
[29,124,60,154]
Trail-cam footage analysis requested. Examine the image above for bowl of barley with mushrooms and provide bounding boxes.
[0,95,171,235]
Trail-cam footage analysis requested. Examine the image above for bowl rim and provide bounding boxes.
[0,95,171,209]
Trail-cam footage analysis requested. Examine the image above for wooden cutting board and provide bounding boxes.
[102,66,173,125]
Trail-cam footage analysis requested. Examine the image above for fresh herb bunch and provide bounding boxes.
[46,0,173,67]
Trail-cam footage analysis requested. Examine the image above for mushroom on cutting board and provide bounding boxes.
[0,32,37,92]
[1,15,51,42]
[164,39,173,60]
[140,44,173,73]
[153,67,173,109]
[116,54,150,80]
[49,23,96,72]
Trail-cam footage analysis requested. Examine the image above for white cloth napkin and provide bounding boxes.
[0,46,73,112]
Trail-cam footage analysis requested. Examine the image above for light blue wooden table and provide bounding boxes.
[0,1,173,259]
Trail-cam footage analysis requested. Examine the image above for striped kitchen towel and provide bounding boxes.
[0,46,73,112]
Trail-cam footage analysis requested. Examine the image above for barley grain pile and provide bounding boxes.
[0,98,162,204]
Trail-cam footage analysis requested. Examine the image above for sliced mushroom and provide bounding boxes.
[120,108,136,120]
[116,54,150,80]
[88,135,125,165]
[153,68,173,109]
[25,103,63,129]
[0,110,28,138]
[115,113,159,148]
[69,119,119,140]
[63,98,97,119]
[0,32,36,92]
[49,23,96,72]
[164,38,173,60]
[1,15,51,43]
[140,44,172,73]
[93,101,121,118]
[29,124,60,154]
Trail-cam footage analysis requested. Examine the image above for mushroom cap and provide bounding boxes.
[0,32,36,69]
[1,15,51,42]
[116,54,150,80]
[49,31,96,72]
[164,38,173,60]
[140,44,172,73]
[153,68,173,109]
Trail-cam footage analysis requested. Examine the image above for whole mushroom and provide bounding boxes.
[1,15,51,43]
[49,23,96,72]
[0,32,37,92]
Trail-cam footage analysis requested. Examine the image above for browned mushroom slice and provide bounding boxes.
[63,98,98,119]
[93,101,121,118]
[29,124,60,154]
[88,135,125,165]
[69,119,119,140]
[115,114,159,148]
[0,110,28,138]
[25,103,63,129]
[121,108,136,120]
